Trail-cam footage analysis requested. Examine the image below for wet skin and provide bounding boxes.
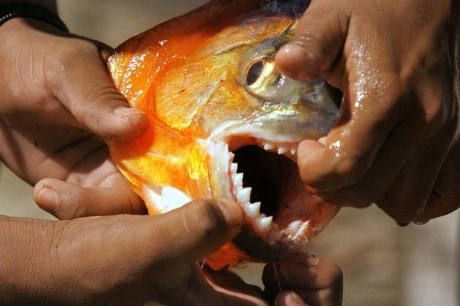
[276,0,460,224]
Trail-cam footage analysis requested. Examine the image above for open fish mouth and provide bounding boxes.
[204,132,339,261]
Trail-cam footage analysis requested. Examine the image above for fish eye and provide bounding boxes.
[243,54,303,103]
[246,60,265,86]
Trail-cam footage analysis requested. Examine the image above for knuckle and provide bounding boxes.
[84,80,124,107]
[44,39,99,85]
[192,200,227,236]
[176,200,224,243]
[55,40,98,67]
[58,192,88,220]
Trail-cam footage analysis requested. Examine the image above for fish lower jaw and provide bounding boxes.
[232,177,314,248]
[229,143,313,246]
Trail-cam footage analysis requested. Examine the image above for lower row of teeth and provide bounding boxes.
[231,161,281,239]
[230,141,301,241]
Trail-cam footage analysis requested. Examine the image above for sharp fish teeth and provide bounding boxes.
[263,143,275,151]
[233,173,243,187]
[244,202,260,218]
[230,163,238,173]
[239,187,252,203]
[256,216,273,233]
[277,147,288,155]
[290,147,297,156]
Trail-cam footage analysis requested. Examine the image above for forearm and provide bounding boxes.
[0,215,60,304]
[0,213,160,305]
[0,214,120,304]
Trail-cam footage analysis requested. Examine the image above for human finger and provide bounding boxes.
[297,81,405,195]
[376,123,455,222]
[312,101,453,209]
[44,39,148,141]
[150,199,244,263]
[33,177,146,219]
[297,26,454,198]
[41,206,242,305]
[275,0,346,82]
[414,133,460,222]
[263,255,343,306]
[203,267,268,306]
[132,200,247,305]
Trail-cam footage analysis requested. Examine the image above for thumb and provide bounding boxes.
[47,40,148,141]
[33,177,146,219]
[154,199,244,263]
[275,1,347,81]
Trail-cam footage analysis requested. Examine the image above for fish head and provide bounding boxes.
[108,0,340,270]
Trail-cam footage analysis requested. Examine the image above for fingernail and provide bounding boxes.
[396,221,411,227]
[298,139,322,160]
[298,142,311,160]
[289,252,319,267]
[284,291,306,305]
[413,220,429,225]
[215,199,244,230]
[35,186,59,212]
[277,43,319,81]
[305,254,319,266]
[114,107,145,119]
[317,136,327,145]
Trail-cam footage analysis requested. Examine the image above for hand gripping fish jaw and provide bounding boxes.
[108,0,340,270]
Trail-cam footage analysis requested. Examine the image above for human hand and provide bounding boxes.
[204,252,342,306]
[1,199,342,305]
[275,0,460,224]
[0,18,149,219]
[263,254,342,306]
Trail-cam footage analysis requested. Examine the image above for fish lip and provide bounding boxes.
[203,130,339,261]
[207,120,313,154]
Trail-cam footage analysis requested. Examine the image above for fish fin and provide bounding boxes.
[205,242,255,271]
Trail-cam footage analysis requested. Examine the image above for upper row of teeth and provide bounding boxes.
[260,141,298,157]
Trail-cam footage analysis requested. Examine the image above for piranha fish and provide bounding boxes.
[108,0,340,270]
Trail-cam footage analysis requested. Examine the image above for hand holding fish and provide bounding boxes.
[276,0,460,224]
[1,196,341,305]
[0,17,148,218]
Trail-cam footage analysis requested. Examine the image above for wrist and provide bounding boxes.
[0,1,56,11]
